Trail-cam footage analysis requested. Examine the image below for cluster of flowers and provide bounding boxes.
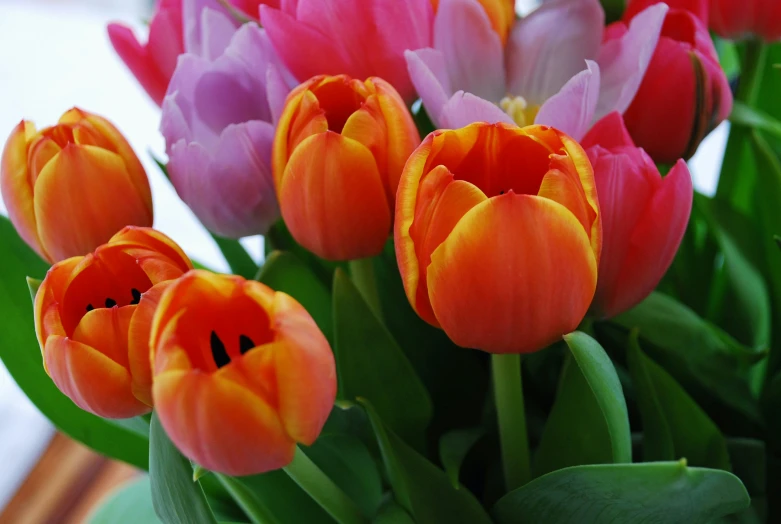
[1,0,773,477]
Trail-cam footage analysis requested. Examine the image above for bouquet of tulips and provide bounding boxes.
[3,0,781,521]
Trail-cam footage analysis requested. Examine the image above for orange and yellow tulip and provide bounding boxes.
[431,0,516,44]
[273,74,420,261]
[34,227,192,418]
[150,270,337,476]
[1,108,153,263]
[395,122,601,354]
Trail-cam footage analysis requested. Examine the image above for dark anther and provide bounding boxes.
[105,298,117,308]
[130,288,141,305]
[211,331,231,369]
[86,304,94,312]
[499,190,505,195]
[239,335,256,355]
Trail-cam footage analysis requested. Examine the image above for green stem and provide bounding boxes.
[348,258,382,318]
[216,474,281,524]
[283,447,368,524]
[492,353,531,492]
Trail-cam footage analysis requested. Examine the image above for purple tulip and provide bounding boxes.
[161,7,292,238]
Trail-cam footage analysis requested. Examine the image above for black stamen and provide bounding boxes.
[105,298,117,308]
[499,190,505,195]
[239,335,256,355]
[130,288,141,305]
[86,304,94,312]
[211,331,231,368]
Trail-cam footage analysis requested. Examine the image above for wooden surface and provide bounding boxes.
[0,433,138,523]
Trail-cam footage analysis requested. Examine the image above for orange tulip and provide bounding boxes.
[395,123,601,354]
[273,74,420,261]
[1,108,153,263]
[150,270,337,476]
[430,0,516,43]
[34,227,192,418]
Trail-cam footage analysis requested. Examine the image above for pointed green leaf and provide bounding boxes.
[493,462,750,524]
[0,216,149,469]
[149,413,217,524]
[333,269,432,443]
[210,232,257,279]
[439,428,485,488]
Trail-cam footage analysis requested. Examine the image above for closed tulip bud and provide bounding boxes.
[150,270,336,476]
[620,4,732,164]
[430,0,516,43]
[582,113,693,318]
[711,0,781,42]
[34,227,193,418]
[273,75,421,261]
[395,123,601,354]
[1,108,154,263]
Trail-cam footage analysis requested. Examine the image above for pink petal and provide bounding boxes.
[506,0,604,104]
[405,48,454,127]
[581,111,636,150]
[434,0,505,103]
[439,91,514,129]
[595,3,668,121]
[535,61,600,141]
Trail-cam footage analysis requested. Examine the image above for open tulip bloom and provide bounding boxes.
[2,0,778,522]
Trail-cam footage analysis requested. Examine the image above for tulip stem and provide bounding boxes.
[348,258,382,319]
[492,353,531,493]
[283,446,368,524]
[216,474,282,524]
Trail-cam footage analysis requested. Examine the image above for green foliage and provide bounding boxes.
[88,477,161,524]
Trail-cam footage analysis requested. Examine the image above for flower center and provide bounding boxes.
[499,95,539,127]
[210,330,257,369]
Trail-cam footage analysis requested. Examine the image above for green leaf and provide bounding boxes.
[149,412,217,524]
[372,501,416,524]
[730,101,781,142]
[265,220,343,286]
[333,269,432,444]
[439,428,485,488]
[613,292,762,423]
[357,399,493,524]
[493,462,750,524]
[534,332,631,476]
[256,250,333,343]
[210,232,257,279]
[0,216,149,469]
[628,333,731,470]
[228,470,332,524]
[88,477,161,524]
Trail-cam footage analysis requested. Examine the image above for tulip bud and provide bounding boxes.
[273,75,421,261]
[430,0,516,43]
[395,122,601,354]
[711,0,781,42]
[150,270,336,476]
[620,6,732,164]
[582,113,693,318]
[34,227,193,418]
[1,108,153,263]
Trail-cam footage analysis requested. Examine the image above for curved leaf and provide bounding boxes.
[439,428,485,488]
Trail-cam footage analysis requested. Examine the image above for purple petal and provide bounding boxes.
[506,0,604,104]
[440,91,514,129]
[595,3,668,120]
[434,0,505,103]
[405,48,453,127]
[200,7,237,61]
[267,64,291,124]
[535,60,600,141]
[184,0,231,55]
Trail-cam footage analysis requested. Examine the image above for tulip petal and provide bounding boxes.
[154,369,295,475]
[200,7,237,61]
[595,4,668,121]
[434,0,506,104]
[72,305,136,368]
[110,226,193,277]
[535,61,600,141]
[44,335,149,418]
[427,194,597,354]
[506,0,604,105]
[405,48,453,127]
[278,132,391,261]
[581,111,636,150]
[107,24,170,106]
[440,91,515,129]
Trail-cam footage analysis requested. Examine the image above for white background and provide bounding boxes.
[0,0,726,510]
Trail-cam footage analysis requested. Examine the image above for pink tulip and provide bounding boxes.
[582,113,693,318]
[260,0,434,101]
[406,0,667,141]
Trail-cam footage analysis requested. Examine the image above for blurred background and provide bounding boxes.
[0,0,728,519]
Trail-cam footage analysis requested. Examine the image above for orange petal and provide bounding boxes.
[43,335,149,418]
[33,144,153,262]
[109,226,193,275]
[427,194,597,354]
[153,369,296,476]
[278,132,390,260]
[1,121,49,260]
[72,304,135,368]
[35,257,81,350]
